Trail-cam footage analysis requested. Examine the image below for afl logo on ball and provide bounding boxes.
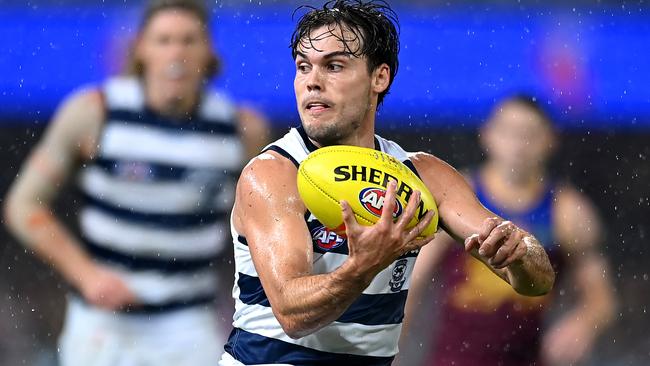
[359,187,403,218]
[311,225,346,250]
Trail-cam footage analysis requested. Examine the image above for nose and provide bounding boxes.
[306,67,324,92]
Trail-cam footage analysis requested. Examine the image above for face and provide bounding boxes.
[294,25,389,146]
[482,101,555,173]
[136,9,211,101]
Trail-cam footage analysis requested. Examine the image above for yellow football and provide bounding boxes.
[297,145,438,237]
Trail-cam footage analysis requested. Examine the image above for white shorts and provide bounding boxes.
[59,297,225,366]
[218,351,293,366]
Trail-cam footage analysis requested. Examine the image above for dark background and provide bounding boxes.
[1,1,648,365]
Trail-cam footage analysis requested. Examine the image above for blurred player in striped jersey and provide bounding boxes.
[3,1,268,365]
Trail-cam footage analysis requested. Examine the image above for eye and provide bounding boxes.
[156,35,171,45]
[297,62,311,73]
[328,63,343,72]
[182,35,198,46]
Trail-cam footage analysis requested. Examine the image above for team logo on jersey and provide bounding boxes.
[359,187,403,218]
[115,161,154,181]
[311,225,346,250]
[389,259,409,292]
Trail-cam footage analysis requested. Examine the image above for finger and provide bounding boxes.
[489,229,520,268]
[340,200,359,235]
[478,221,513,257]
[380,180,398,223]
[464,234,480,252]
[479,217,501,241]
[404,233,436,253]
[402,237,431,255]
[410,233,436,249]
[396,189,421,229]
[404,207,434,242]
[496,233,529,268]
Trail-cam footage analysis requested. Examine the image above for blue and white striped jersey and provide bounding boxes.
[225,127,420,365]
[77,77,244,313]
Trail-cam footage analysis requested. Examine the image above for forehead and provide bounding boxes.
[491,102,550,131]
[144,9,203,34]
[296,24,362,57]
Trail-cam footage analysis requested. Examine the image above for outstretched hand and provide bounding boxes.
[464,217,529,269]
[341,181,436,278]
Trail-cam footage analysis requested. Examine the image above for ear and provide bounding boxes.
[371,64,390,94]
[133,35,146,62]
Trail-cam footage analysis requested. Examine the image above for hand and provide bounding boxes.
[341,181,436,278]
[542,313,594,366]
[78,264,139,310]
[464,217,528,269]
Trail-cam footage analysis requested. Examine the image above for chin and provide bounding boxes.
[166,88,195,104]
[303,122,349,147]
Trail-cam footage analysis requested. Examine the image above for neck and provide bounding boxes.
[486,161,545,188]
[338,104,378,148]
[481,162,547,210]
[144,79,200,118]
[308,132,375,149]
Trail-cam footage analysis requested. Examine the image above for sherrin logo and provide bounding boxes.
[297,146,438,239]
[359,187,403,218]
[334,164,430,220]
[311,225,346,250]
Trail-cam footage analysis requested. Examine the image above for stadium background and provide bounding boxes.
[0,0,648,364]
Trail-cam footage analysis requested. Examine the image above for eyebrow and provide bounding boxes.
[295,51,354,60]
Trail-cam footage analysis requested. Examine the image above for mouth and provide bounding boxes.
[166,62,188,80]
[304,99,332,113]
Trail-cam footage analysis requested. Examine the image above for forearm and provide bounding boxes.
[505,235,555,296]
[5,203,94,289]
[271,259,373,339]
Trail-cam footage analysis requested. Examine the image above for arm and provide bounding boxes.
[233,153,434,338]
[3,89,137,309]
[542,186,616,365]
[236,106,271,160]
[412,153,555,296]
[402,232,453,333]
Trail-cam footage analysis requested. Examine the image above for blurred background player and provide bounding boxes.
[403,94,615,366]
[3,0,269,365]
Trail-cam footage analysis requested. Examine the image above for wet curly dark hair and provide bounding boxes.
[290,0,400,107]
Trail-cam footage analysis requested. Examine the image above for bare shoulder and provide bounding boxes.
[237,150,299,197]
[553,183,602,252]
[235,105,271,159]
[55,87,104,130]
[45,87,105,159]
[554,184,596,212]
[233,150,306,228]
[236,105,267,126]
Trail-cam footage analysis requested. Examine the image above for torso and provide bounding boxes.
[225,126,420,365]
[76,76,244,314]
[428,169,564,366]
